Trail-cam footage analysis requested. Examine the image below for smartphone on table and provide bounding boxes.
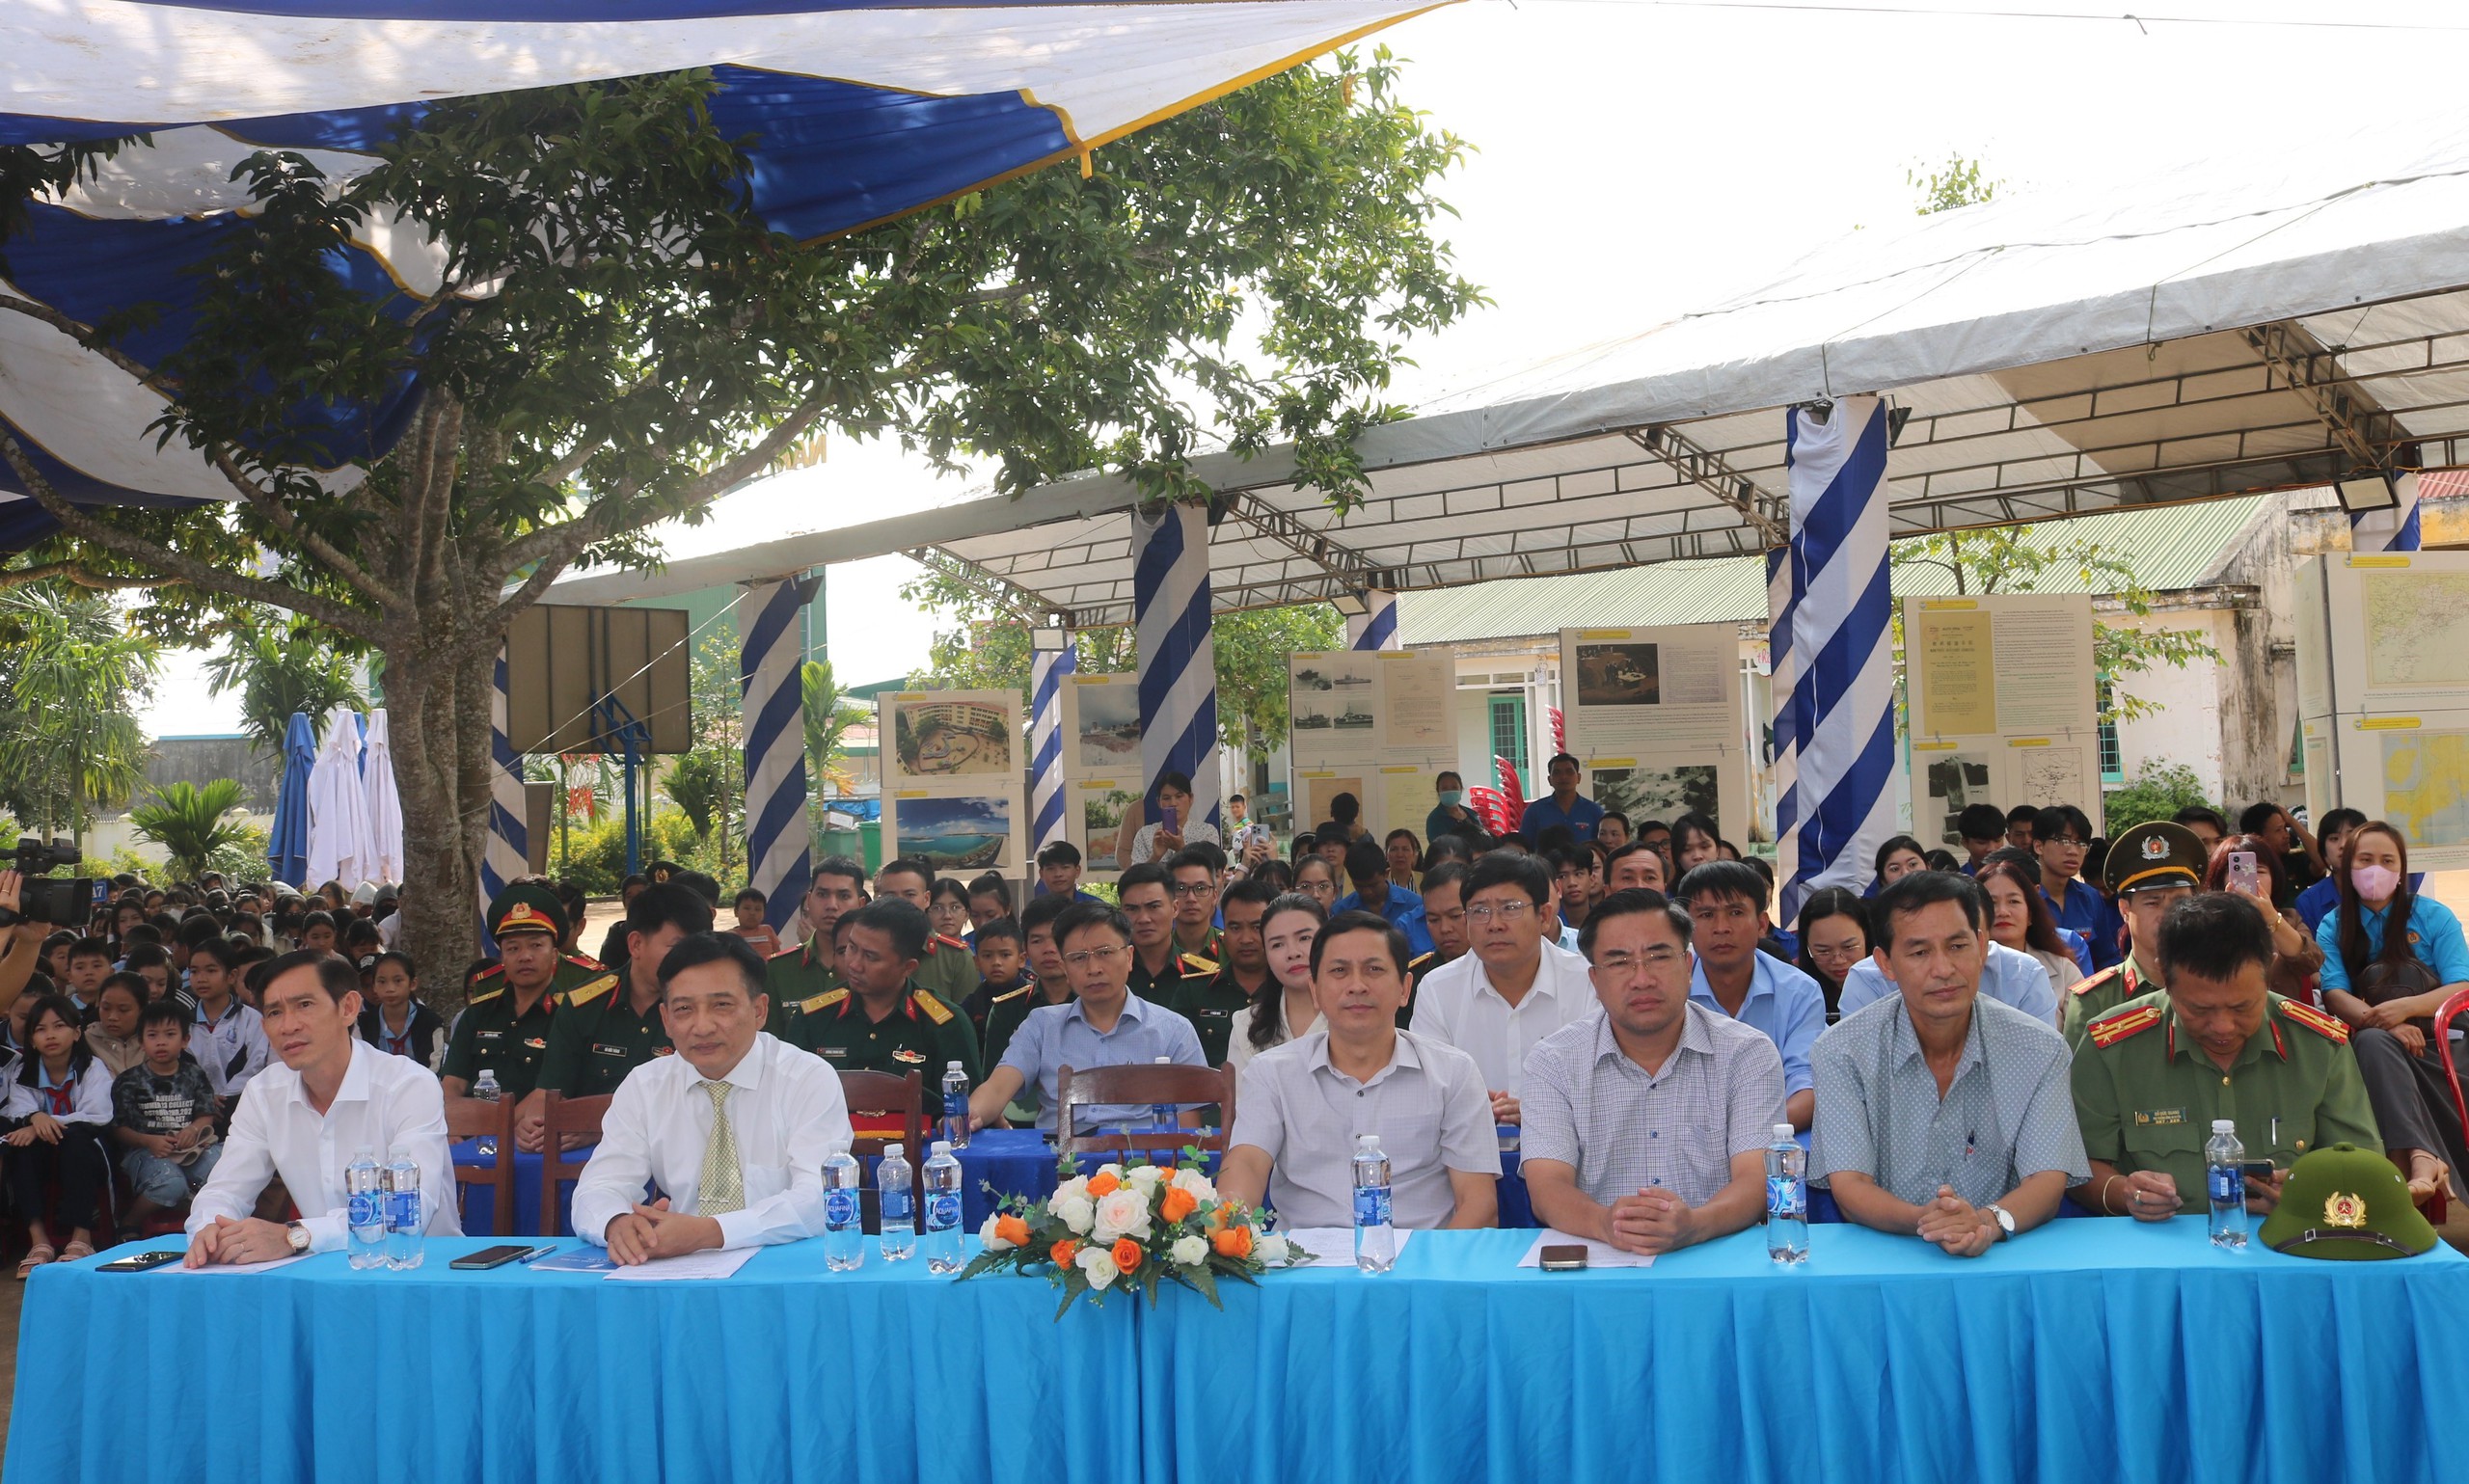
[448,1244,554,1271]
[98,1250,182,1272]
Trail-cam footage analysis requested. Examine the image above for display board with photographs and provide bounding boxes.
[2296,552,2469,868]
[1901,596,2103,837]
[1558,624,1750,844]
[1058,671,1144,778]
[877,688,1027,877]
[1287,649,1458,841]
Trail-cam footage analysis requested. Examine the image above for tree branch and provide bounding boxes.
[0,560,167,593]
[203,447,404,610]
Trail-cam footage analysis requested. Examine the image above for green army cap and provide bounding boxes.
[486,882,568,942]
[2259,1143,2438,1260]
[2103,820,2206,897]
[644,859,684,885]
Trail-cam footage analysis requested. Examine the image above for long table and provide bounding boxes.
[28,1221,2458,1484]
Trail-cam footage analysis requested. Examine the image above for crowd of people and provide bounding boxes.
[0,758,2455,1270]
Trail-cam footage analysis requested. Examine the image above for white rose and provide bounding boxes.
[1169,1168,1217,1201]
[1255,1233,1290,1265]
[1091,1187,1154,1245]
[1170,1235,1209,1266]
[1053,1195,1096,1235]
[1076,1244,1120,1290]
[980,1214,1017,1251]
[1047,1175,1091,1213]
[1126,1164,1167,1188]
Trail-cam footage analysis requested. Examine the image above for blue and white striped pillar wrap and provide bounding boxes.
[1132,502,1221,833]
[1765,544,1804,904]
[480,643,529,927]
[2351,471,2423,553]
[741,575,823,931]
[1777,395,1897,919]
[1030,638,1078,852]
[1345,589,1400,651]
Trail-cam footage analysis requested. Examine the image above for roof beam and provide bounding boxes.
[1626,425,1787,546]
[1218,492,1389,590]
[2241,320,2401,470]
[903,547,1083,628]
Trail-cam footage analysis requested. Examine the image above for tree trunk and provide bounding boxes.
[383,629,498,1016]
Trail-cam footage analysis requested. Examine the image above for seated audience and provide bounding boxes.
[2205,831,2323,1006]
[1978,860,2080,1007]
[1675,860,1825,1131]
[2057,822,2199,1042]
[1793,888,1869,1021]
[5,994,116,1273]
[2033,805,2124,972]
[1229,893,1328,1072]
[1409,853,1597,1126]
[731,888,782,959]
[966,901,1207,1133]
[83,974,148,1078]
[1171,878,1277,1067]
[356,952,448,1068]
[112,999,223,1232]
[1332,840,1435,957]
[791,900,982,1120]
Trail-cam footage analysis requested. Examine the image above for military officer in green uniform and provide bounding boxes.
[788,900,982,1120]
[443,885,608,1147]
[1117,862,1213,1003]
[527,882,713,1124]
[765,857,868,1040]
[2060,821,2202,1044]
[1166,847,1228,965]
[1169,878,1275,1066]
[2072,892,2380,1221]
[873,856,977,1010]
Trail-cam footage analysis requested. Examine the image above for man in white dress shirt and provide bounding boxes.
[185,952,461,1266]
[575,933,853,1264]
[1408,853,1596,1124]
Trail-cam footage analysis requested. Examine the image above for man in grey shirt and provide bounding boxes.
[1522,890,1784,1255]
[1811,872,2087,1258]
[1221,910,1501,1230]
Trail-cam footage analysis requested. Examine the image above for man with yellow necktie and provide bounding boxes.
[572,934,854,1264]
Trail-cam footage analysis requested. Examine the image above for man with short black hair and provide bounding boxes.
[1605,841,1666,894]
[2032,804,2124,972]
[2171,805,2228,856]
[965,901,1207,1131]
[529,883,715,1123]
[1519,752,1605,847]
[1166,846,1227,962]
[767,857,866,1041]
[1407,861,1471,1027]
[1546,848,1597,935]
[1596,813,1632,852]
[184,952,461,1265]
[983,894,1076,1076]
[1333,839,1435,957]
[443,885,604,1120]
[1673,860,1824,1131]
[874,857,975,1009]
[1170,878,1278,1066]
[789,900,982,1120]
[2004,805,2039,852]
[1410,852,1596,1124]
[1036,840,1100,902]
[1119,862,1212,1002]
[1957,803,2009,875]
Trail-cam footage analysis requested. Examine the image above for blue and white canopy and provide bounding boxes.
[0,0,1446,543]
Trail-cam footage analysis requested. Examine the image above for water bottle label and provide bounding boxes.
[348,1192,380,1228]
[825,1189,859,1228]
[882,1191,914,1223]
[926,1191,962,1231]
[1766,1175,1805,1220]
[387,1188,421,1231]
[2208,1164,2241,1205]
[1352,1185,1391,1228]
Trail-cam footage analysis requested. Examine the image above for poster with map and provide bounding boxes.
[2364,571,2469,691]
[2381,730,2469,850]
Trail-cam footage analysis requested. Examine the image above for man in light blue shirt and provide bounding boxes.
[1518,753,1606,846]
[1674,860,1825,1131]
[1837,914,2060,1026]
[1332,840,1436,957]
[965,901,1206,1133]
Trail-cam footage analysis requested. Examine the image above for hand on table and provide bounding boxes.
[1608,1188,1694,1255]
[2116,1170,2181,1222]
[1488,1092,1521,1125]
[184,1215,293,1267]
[1915,1185,1995,1256]
[604,1198,722,1265]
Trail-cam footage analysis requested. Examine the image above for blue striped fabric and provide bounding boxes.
[1778,398,1896,919]
[1030,639,1077,851]
[2351,470,2423,553]
[741,575,821,931]
[1347,589,1399,651]
[480,644,529,939]
[1132,502,1219,834]
[1765,544,1802,906]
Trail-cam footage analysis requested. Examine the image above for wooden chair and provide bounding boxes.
[839,1069,927,1235]
[538,1093,615,1239]
[1054,1063,1236,1163]
[446,1095,519,1238]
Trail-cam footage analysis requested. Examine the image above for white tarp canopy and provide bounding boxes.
[552,112,2469,624]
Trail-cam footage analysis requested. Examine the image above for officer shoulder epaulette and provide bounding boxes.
[770,942,806,961]
[2279,999,2351,1044]
[1180,954,1219,975]
[990,985,1033,1005]
[563,952,607,972]
[2085,1003,2163,1049]
[911,990,956,1025]
[2068,964,2122,998]
[801,987,849,1015]
[465,985,505,1007]
[564,973,618,1009]
[931,933,969,954]
[1408,952,1436,971]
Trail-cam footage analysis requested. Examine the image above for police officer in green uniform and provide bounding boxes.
[1169,878,1275,1066]
[872,856,977,1011]
[443,885,607,1141]
[2072,892,2380,1221]
[2060,821,2201,1044]
[529,882,713,1110]
[788,900,982,1119]
[765,857,868,1040]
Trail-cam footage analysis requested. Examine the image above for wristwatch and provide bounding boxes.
[1984,1203,2016,1239]
[285,1221,312,1255]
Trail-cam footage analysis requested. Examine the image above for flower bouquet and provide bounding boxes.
[959,1151,1311,1316]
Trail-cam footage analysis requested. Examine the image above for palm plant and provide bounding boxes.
[128,779,252,880]
[801,659,868,795]
[0,589,158,847]
[202,611,368,769]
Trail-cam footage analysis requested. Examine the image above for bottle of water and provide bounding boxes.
[1765,1122,1808,1265]
[383,1147,424,1271]
[1352,1134,1395,1274]
[940,1062,972,1149]
[822,1145,864,1271]
[345,1147,386,1270]
[472,1068,502,1156]
[879,1143,916,1262]
[922,1141,965,1273]
[1150,1055,1176,1133]
[2207,1119,2248,1250]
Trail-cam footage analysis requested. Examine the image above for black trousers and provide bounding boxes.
[2349,1027,2468,1175]
[6,1121,112,1234]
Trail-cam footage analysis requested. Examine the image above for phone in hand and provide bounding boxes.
[98,1250,182,1272]
[2240,1160,2277,1184]
[2227,850,2260,898]
[1162,803,1180,835]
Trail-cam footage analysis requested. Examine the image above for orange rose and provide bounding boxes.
[1088,1172,1121,1199]
[1111,1238,1144,1273]
[1158,1187,1199,1225]
[1211,1225,1253,1259]
[1050,1238,1081,1268]
[1204,1201,1232,1232]
[994,1214,1031,1247]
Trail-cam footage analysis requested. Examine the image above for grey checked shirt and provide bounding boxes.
[1230,1027,1502,1229]
[1809,991,2088,1208]
[1520,1000,1786,1208]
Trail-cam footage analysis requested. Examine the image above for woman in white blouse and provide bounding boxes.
[1226,895,1328,1072]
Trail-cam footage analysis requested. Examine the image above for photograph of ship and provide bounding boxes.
[1573,643,1660,706]
[1334,705,1374,729]
[894,700,1013,778]
[1075,685,1144,767]
[1292,661,1378,695]
[895,795,1013,871]
[1294,708,1335,730]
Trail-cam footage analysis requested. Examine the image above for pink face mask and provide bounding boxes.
[2351,864,2401,902]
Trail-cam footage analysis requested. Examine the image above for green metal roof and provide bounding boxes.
[1397,496,2270,646]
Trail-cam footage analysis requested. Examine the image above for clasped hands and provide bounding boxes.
[1913,1185,2000,1257]
[1603,1187,1696,1255]
[603,1197,724,1266]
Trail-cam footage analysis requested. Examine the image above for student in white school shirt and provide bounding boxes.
[185,952,461,1266]
[1408,852,1598,1124]
[573,933,852,1265]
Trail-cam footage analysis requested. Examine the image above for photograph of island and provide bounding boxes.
[1074,683,1144,768]
[891,795,1013,871]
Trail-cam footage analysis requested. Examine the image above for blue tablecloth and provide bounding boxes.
[1141,1220,2469,1484]
[4,1236,1132,1484]
[448,1140,571,1236]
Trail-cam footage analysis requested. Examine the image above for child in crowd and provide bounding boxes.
[83,975,149,1078]
[122,942,176,1004]
[4,994,116,1274]
[343,919,385,981]
[186,936,269,1108]
[730,888,781,959]
[111,999,221,1233]
[357,952,447,1068]
[62,938,114,1022]
[960,918,1031,1050]
[297,910,339,957]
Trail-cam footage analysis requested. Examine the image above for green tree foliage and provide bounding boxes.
[2101,759,2217,834]
[1910,153,2000,214]
[0,590,157,847]
[127,778,253,880]
[200,609,369,775]
[0,54,1475,1002]
[800,658,869,795]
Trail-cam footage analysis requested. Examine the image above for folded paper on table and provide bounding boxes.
[1273,1228,1414,1267]
[1515,1229,1655,1269]
[164,1252,315,1276]
[604,1246,759,1281]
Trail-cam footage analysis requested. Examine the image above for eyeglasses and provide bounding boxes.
[1063,944,1131,969]
[2046,836,2089,849]
[1465,901,1533,924]
[1591,947,1684,973]
[1169,882,1216,899]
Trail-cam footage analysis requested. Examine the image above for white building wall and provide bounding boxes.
[2105,609,2237,803]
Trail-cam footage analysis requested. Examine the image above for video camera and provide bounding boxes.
[10,837,95,926]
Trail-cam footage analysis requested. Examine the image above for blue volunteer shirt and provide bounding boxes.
[2315,894,2469,994]
[1687,951,1826,1098]
[1331,883,1436,957]
[1519,794,1606,846]
[2295,873,2428,933]
[997,993,1207,1132]
[2042,879,2124,972]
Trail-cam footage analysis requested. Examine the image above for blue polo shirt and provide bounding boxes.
[1688,951,1826,1098]
[997,993,1207,1132]
[1330,883,1435,957]
[2043,879,2124,972]
[1519,794,1606,846]
[2316,894,2469,994]
[2295,873,2428,932]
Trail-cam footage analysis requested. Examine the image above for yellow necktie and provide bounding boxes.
[696,1080,745,1216]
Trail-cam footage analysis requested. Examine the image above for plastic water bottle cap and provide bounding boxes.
[1356,1134,1379,1149]
[2211,1119,2236,1133]
[1773,1122,1793,1140]
[930,1141,953,1155]
[883,1143,903,1159]
[1154,1056,1171,1064]
[947,1061,963,1071]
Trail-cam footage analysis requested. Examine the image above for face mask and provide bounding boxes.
[1438,791,1464,807]
[2351,864,2400,902]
